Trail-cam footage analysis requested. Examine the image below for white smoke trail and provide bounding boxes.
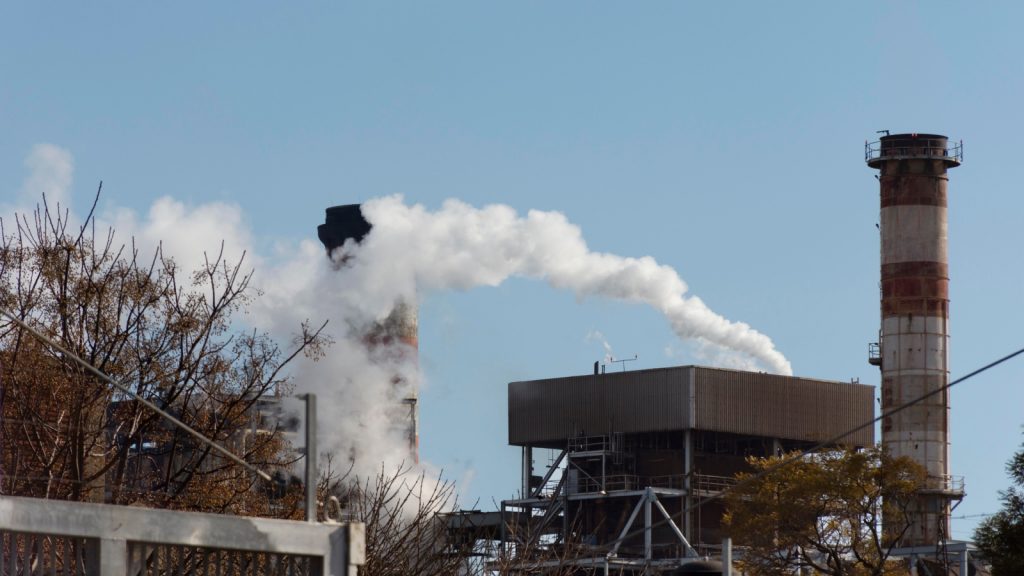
[2,143,75,221]
[585,330,615,364]
[20,144,74,210]
[334,196,793,376]
[5,145,793,498]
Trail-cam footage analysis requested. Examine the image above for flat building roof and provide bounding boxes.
[508,365,874,448]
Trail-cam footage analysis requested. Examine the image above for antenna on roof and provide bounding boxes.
[609,355,638,372]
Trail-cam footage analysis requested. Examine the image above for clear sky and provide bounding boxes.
[3,2,1022,540]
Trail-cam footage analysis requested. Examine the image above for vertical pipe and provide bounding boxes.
[303,394,318,523]
[601,450,606,493]
[499,502,507,558]
[521,447,532,497]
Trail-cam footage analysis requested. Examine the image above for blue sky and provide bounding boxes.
[3,2,1023,539]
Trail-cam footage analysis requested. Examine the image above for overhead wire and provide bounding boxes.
[583,344,1024,557]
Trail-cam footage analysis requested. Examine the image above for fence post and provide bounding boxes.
[721,537,732,576]
[85,537,127,575]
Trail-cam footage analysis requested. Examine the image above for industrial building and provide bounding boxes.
[444,132,976,574]
[501,366,874,573]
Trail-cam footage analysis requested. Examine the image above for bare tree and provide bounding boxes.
[320,457,588,576]
[0,188,324,517]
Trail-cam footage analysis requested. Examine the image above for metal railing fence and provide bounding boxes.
[865,138,963,164]
[0,496,363,576]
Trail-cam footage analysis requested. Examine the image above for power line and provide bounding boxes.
[950,513,996,520]
[590,344,1024,555]
[0,308,273,483]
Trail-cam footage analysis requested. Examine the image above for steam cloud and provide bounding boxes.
[6,144,793,489]
[342,196,792,376]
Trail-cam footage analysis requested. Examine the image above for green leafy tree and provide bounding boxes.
[974,434,1024,575]
[723,446,926,576]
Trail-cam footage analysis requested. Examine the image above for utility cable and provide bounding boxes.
[0,307,273,483]
[582,344,1024,557]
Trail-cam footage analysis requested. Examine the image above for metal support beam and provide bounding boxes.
[683,429,693,540]
[610,494,647,557]
[644,488,653,561]
[530,450,566,499]
[652,496,696,557]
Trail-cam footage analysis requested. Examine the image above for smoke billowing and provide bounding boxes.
[343,196,792,375]
[5,144,793,487]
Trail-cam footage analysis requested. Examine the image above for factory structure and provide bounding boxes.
[866,133,964,548]
[452,133,970,573]
[499,367,874,572]
[325,132,976,573]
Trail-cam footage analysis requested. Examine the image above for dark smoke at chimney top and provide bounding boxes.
[318,204,372,251]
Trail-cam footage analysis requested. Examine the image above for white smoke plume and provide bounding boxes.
[5,144,793,497]
[334,196,793,376]
[585,330,615,364]
[270,196,793,482]
[20,144,74,210]
[106,197,256,278]
[2,143,75,221]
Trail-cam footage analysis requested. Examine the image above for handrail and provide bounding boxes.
[865,138,963,164]
[926,474,965,494]
[566,473,738,495]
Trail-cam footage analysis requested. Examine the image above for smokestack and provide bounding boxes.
[866,133,963,547]
[318,204,420,459]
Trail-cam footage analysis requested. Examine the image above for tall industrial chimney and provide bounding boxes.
[866,133,964,547]
[318,204,420,459]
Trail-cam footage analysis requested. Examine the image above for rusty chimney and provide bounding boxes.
[866,133,964,547]
[318,204,419,460]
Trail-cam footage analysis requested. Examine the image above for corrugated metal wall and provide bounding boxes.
[508,366,874,447]
[692,369,873,447]
[508,367,691,446]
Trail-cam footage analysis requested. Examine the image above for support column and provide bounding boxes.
[521,447,532,497]
[683,429,693,542]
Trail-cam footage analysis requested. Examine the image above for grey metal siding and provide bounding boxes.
[692,368,874,447]
[509,366,874,447]
[508,367,690,446]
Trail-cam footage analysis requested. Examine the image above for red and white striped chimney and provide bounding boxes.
[866,133,963,547]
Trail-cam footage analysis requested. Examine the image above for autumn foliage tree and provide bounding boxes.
[723,446,926,576]
[0,191,324,517]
